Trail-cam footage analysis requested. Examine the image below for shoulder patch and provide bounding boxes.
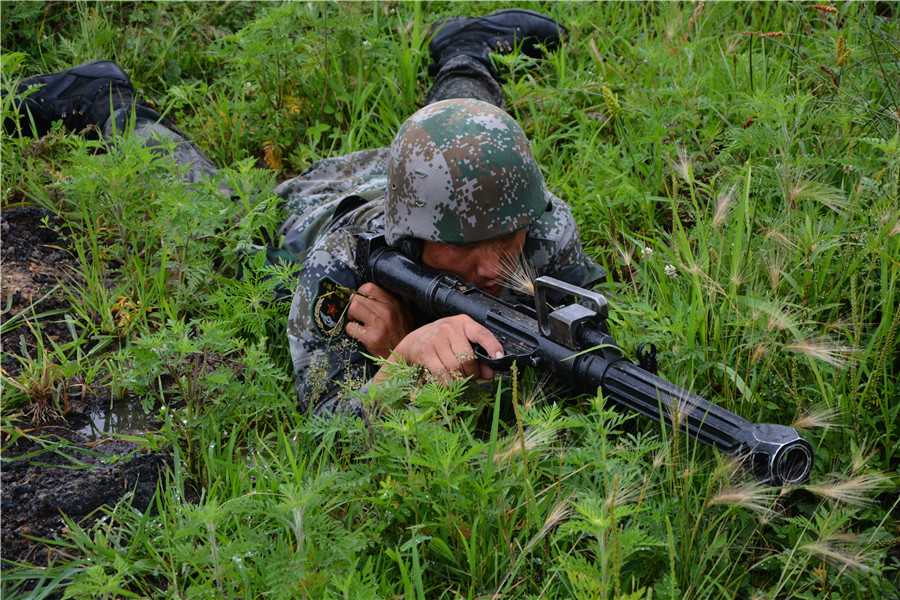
[312,277,351,339]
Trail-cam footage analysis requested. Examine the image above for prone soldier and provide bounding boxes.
[9,9,605,416]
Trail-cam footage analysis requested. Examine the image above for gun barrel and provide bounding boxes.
[358,234,813,485]
[595,359,812,485]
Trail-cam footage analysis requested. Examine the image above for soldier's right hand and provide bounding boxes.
[374,314,504,385]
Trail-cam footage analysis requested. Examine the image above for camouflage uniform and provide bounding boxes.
[425,56,507,110]
[280,171,603,414]
[276,71,605,413]
[276,56,604,414]
[94,55,603,414]
[12,13,595,415]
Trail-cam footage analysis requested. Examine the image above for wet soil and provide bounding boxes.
[1,430,169,567]
[1,205,167,571]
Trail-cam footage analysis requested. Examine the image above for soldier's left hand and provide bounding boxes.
[345,282,415,359]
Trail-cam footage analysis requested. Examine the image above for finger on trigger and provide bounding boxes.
[465,322,504,360]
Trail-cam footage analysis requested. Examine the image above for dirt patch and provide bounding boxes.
[1,430,170,567]
[1,205,168,572]
[1,205,79,375]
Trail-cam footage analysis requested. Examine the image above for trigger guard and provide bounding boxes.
[473,344,519,371]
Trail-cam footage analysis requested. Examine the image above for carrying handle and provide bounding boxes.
[534,276,609,341]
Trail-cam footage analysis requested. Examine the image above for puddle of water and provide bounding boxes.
[75,396,161,441]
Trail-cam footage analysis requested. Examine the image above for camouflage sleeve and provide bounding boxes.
[278,149,392,415]
[275,148,389,263]
[286,228,377,415]
[523,194,606,288]
[275,147,390,216]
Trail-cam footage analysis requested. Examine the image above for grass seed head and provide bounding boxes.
[766,253,784,289]
[605,479,642,511]
[765,304,798,334]
[544,495,574,530]
[664,387,702,431]
[494,426,555,465]
[711,455,746,482]
[601,85,621,118]
[521,373,558,411]
[850,441,876,475]
[788,179,852,215]
[682,0,705,41]
[672,147,693,182]
[799,536,874,574]
[805,473,889,507]
[652,445,669,470]
[763,228,798,251]
[709,482,779,516]
[836,35,851,67]
[664,12,682,42]
[750,341,769,365]
[520,495,574,556]
[784,336,857,369]
[499,250,537,296]
[613,241,635,268]
[793,404,842,431]
[712,185,738,228]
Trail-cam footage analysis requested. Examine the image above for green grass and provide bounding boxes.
[2,1,898,598]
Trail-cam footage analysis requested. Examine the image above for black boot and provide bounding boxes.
[426,8,569,77]
[8,60,134,137]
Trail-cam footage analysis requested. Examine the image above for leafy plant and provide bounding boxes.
[1,2,897,599]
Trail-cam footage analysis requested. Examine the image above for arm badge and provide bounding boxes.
[312,277,351,338]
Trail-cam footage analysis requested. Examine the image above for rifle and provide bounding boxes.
[356,232,814,485]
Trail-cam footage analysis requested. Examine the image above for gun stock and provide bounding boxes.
[357,233,813,485]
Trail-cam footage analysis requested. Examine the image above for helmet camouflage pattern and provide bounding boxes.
[383,99,550,245]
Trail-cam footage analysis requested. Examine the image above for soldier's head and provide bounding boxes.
[384,99,549,295]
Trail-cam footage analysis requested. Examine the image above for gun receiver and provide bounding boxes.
[357,233,813,485]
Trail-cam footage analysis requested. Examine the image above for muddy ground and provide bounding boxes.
[1,205,168,572]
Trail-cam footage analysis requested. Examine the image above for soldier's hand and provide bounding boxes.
[377,314,504,385]
[345,282,415,360]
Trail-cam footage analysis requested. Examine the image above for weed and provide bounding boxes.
[1,2,897,599]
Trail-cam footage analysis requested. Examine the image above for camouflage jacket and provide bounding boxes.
[276,147,605,414]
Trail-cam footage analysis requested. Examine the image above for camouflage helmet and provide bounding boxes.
[383,99,550,246]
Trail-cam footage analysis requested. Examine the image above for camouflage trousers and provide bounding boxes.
[424,55,505,110]
[102,104,234,198]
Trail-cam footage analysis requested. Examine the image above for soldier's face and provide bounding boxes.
[420,229,527,297]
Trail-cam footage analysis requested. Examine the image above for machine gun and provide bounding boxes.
[356,233,814,486]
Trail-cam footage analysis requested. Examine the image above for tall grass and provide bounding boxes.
[1,2,897,598]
